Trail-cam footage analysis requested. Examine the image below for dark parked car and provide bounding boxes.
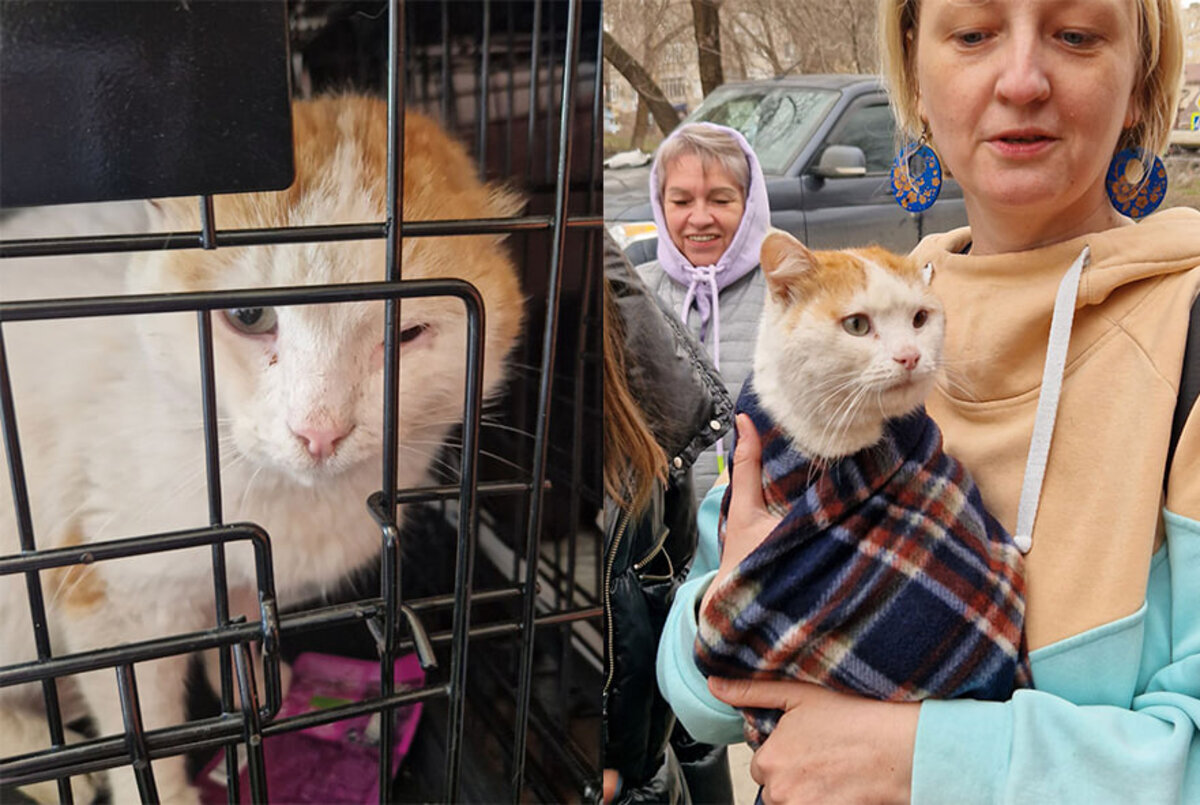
[604,74,967,265]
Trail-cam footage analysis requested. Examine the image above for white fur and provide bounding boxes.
[755,254,945,460]
[0,198,517,802]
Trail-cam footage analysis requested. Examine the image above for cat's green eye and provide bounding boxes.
[224,307,278,336]
[842,314,872,337]
[913,309,929,329]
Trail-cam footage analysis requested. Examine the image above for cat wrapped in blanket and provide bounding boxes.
[0,95,524,803]
[694,230,1030,748]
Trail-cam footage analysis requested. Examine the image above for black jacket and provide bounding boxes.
[603,233,734,803]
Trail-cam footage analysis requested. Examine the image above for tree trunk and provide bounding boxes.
[603,30,682,138]
[727,27,749,80]
[691,0,724,95]
[847,12,862,73]
[631,96,649,151]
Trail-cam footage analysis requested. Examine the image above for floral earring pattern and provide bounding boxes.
[890,136,942,213]
[1106,148,1168,220]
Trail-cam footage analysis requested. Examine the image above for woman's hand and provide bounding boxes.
[602,768,619,803]
[710,678,919,805]
[699,414,783,615]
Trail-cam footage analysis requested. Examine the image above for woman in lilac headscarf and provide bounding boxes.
[636,122,772,498]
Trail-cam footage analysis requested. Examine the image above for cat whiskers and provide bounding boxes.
[46,559,98,613]
[418,415,537,443]
[87,447,249,543]
[930,358,980,402]
[805,379,859,459]
[819,381,873,465]
[398,437,528,476]
[503,361,553,380]
[396,442,464,480]
[803,370,865,397]
[236,464,267,517]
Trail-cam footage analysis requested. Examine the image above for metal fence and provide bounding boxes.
[0,1,603,802]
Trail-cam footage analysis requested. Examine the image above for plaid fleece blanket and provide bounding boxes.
[695,377,1030,747]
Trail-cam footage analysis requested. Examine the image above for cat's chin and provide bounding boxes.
[877,374,934,419]
[760,378,930,461]
[241,446,377,489]
[791,421,885,461]
[776,385,929,461]
[284,455,374,487]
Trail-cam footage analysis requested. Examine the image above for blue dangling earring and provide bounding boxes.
[1106,148,1168,220]
[890,130,942,213]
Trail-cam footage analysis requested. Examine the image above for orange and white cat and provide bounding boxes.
[696,231,1028,748]
[753,229,944,461]
[0,95,524,803]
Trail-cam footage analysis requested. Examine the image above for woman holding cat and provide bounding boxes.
[637,123,771,499]
[656,0,1200,802]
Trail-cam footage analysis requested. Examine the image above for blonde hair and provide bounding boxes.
[654,124,750,202]
[877,0,1184,157]
[603,279,667,516]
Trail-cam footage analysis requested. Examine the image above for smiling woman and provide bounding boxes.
[661,154,746,267]
[636,123,772,497]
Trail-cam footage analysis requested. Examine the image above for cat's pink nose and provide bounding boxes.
[291,424,354,461]
[893,349,920,370]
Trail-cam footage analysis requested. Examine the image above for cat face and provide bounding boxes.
[128,97,523,488]
[754,231,944,457]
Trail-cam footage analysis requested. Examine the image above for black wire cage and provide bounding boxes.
[0,1,603,802]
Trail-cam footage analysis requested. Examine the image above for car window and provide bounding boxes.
[688,86,839,175]
[823,103,895,174]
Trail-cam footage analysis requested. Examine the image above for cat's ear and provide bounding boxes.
[760,229,817,305]
[921,262,935,286]
[487,184,526,218]
[485,184,526,240]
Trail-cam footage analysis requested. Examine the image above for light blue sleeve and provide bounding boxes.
[655,483,745,745]
[912,508,1200,804]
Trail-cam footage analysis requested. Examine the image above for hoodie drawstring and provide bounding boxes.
[678,263,724,366]
[679,263,727,473]
[1013,245,1089,554]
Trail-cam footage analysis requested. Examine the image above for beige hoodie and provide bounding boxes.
[912,207,1200,651]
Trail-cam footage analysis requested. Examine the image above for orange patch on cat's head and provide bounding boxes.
[761,231,867,318]
[145,95,524,306]
[850,245,925,285]
[136,95,526,379]
[47,526,107,614]
[761,232,925,322]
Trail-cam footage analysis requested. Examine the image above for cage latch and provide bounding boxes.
[365,603,438,671]
[400,604,438,671]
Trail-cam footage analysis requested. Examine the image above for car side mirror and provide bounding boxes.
[811,145,867,178]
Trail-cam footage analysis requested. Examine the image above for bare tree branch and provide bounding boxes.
[603,30,683,137]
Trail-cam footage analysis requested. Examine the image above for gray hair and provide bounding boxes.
[655,124,750,201]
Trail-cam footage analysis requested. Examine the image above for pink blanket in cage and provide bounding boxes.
[196,651,425,804]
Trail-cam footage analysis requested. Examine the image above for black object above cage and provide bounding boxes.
[0,0,294,208]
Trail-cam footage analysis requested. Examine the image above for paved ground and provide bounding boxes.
[728,743,756,804]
